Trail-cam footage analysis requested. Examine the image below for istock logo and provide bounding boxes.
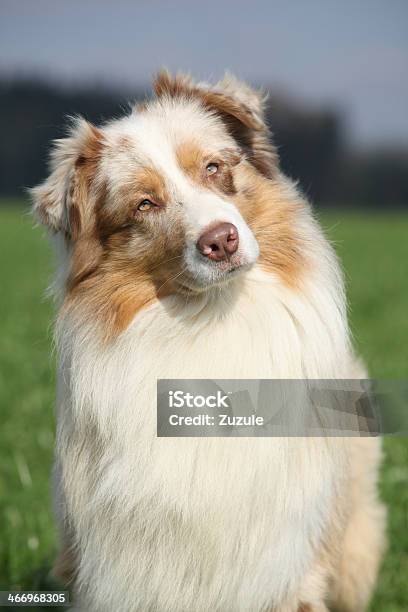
[169,390,229,409]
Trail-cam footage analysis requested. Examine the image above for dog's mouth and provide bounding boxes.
[178,251,257,294]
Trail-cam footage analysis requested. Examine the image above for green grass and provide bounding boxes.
[320,211,408,611]
[0,203,56,600]
[0,203,407,610]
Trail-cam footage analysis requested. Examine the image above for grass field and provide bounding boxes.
[0,202,407,610]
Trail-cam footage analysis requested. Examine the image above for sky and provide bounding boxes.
[1,0,407,148]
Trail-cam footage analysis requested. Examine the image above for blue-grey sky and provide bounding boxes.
[1,0,407,148]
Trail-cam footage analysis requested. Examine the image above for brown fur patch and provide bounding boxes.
[68,203,82,241]
[67,233,104,291]
[176,141,204,178]
[133,166,169,204]
[176,141,238,196]
[235,165,306,287]
[65,257,183,341]
[67,271,156,339]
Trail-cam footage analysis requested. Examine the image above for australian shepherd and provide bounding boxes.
[32,72,386,611]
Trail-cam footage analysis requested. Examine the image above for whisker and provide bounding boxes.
[148,254,184,274]
[155,267,188,295]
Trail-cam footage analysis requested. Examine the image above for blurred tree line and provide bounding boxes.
[0,78,407,207]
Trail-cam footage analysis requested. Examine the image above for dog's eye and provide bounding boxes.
[206,163,219,176]
[137,199,154,211]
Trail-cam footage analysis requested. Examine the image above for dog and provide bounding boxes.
[32,72,386,611]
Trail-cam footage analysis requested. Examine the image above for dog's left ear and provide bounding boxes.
[30,117,103,239]
[30,118,105,290]
[153,70,278,178]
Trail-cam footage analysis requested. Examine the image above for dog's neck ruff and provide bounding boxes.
[55,264,351,608]
[57,262,351,426]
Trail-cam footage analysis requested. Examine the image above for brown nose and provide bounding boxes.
[196,223,239,261]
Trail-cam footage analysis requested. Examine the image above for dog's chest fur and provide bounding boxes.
[57,267,349,610]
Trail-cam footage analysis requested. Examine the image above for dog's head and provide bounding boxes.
[32,72,303,335]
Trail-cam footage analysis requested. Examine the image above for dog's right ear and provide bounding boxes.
[154,70,278,178]
[30,118,103,240]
